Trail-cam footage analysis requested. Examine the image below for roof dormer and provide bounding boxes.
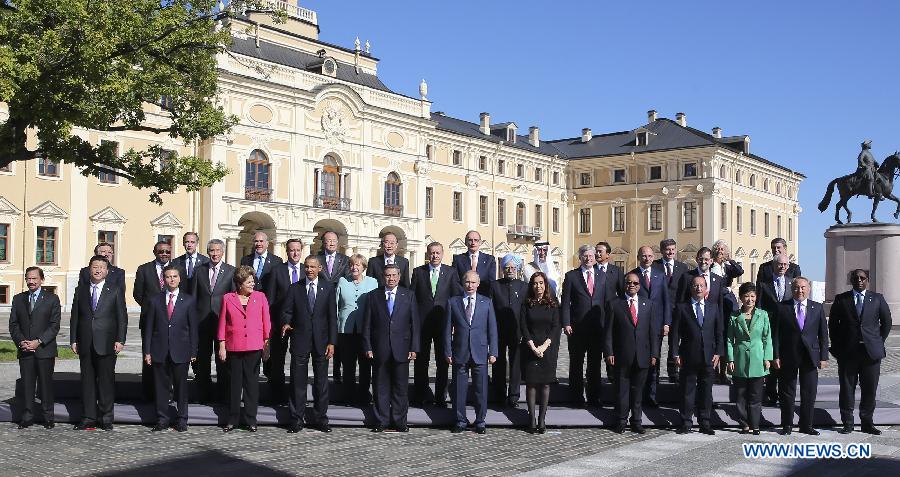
[634,127,655,147]
[490,122,518,144]
[307,50,338,77]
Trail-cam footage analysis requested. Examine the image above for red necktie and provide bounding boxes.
[158,267,164,289]
[629,298,638,327]
[167,292,175,321]
[586,270,594,296]
[644,270,651,290]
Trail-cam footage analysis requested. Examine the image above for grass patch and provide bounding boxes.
[0,340,77,362]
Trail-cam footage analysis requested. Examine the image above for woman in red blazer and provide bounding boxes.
[217,265,271,432]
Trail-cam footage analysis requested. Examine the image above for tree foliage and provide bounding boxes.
[0,0,283,203]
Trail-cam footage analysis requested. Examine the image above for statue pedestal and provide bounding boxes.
[824,223,900,318]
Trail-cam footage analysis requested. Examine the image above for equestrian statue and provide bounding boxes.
[818,139,900,224]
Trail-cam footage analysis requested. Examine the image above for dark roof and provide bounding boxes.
[430,113,563,156]
[227,36,394,93]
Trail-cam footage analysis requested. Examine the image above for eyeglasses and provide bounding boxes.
[625,281,640,286]
[156,250,171,255]
[853,276,868,281]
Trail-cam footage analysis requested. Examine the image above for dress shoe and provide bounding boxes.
[174,423,188,433]
[475,427,486,435]
[17,422,33,429]
[527,424,536,434]
[287,424,303,433]
[838,424,854,434]
[613,424,625,434]
[451,426,465,434]
[223,425,236,433]
[537,425,546,434]
[247,425,258,433]
[752,430,761,436]
[631,424,646,435]
[100,423,113,431]
[73,421,97,431]
[675,427,691,434]
[861,424,881,435]
[396,425,409,433]
[780,426,792,435]
[800,427,820,436]
[371,426,384,433]
[43,422,55,430]
[739,428,751,434]
[316,423,332,433]
[151,423,169,432]
[699,427,715,435]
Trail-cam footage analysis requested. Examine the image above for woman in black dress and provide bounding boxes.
[520,272,561,434]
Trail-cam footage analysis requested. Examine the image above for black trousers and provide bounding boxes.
[263,332,289,402]
[192,317,227,402]
[616,360,648,426]
[79,347,116,425]
[153,357,189,425]
[492,329,521,402]
[679,364,714,429]
[567,329,600,402]
[778,361,818,428]
[227,350,261,427]
[838,346,881,426]
[765,370,779,403]
[18,356,55,424]
[288,350,330,426]
[414,319,449,403]
[372,357,410,428]
[734,376,764,430]
[336,333,362,402]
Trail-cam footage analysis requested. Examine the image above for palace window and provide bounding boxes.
[649,204,662,231]
[425,187,433,218]
[683,201,698,229]
[535,167,543,183]
[764,212,770,237]
[98,140,119,184]
[38,157,59,177]
[736,206,743,232]
[451,149,461,166]
[552,171,560,185]
[614,169,626,184]
[720,202,728,231]
[516,202,526,225]
[497,198,506,226]
[750,209,757,235]
[36,226,58,265]
[683,162,697,178]
[580,172,591,186]
[516,164,525,179]
[452,192,462,221]
[478,155,487,171]
[552,207,560,233]
[579,208,591,234]
[384,172,402,216]
[650,165,662,181]
[535,204,542,228]
[613,206,625,232]
[245,149,271,201]
[497,159,505,175]
[479,196,488,224]
[97,230,117,266]
[0,223,8,262]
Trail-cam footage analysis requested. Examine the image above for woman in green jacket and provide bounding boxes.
[726,282,773,435]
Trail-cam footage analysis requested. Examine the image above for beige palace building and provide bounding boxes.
[0,2,802,310]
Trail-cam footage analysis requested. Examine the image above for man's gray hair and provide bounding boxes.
[578,244,594,256]
[207,239,225,251]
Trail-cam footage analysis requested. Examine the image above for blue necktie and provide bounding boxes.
[307,282,316,310]
[91,285,99,312]
[855,293,864,317]
[694,301,704,326]
[387,291,395,316]
[187,256,194,279]
[291,265,299,284]
[29,292,37,312]
[255,255,264,279]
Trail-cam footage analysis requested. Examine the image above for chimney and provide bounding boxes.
[712,127,722,138]
[529,126,540,147]
[675,112,687,127]
[743,136,750,154]
[479,112,490,135]
[647,110,658,122]
[581,128,592,143]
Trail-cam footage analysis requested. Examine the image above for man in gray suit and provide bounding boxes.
[191,239,236,403]
[318,230,350,384]
[445,271,498,434]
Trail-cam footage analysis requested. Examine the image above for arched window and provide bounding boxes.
[516,202,526,225]
[763,178,770,192]
[315,154,347,210]
[776,182,782,195]
[384,172,402,216]
[735,170,742,184]
[749,174,757,188]
[719,165,727,179]
[245,149,271,201]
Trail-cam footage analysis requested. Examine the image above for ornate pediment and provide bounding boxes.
[550,247,563,257]
[28,200,68,219]
[90,206,127,225]
[0,196,22,218]
[150,212,183,228]
[749,249,760,259]
[680,243,699,254]
[611,247,629,255]
[494,242,510,254]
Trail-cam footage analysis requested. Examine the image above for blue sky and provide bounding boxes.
[304,0,900,282]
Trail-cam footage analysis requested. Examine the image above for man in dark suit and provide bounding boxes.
[756,237,802,285]
[367,231,410,288]
[654,238,686,384]
[77,242,125,292]
[756,253,791,406]
[489,254,528,407]
[773,277,829,435]
[282,256,338,433]
[190,239,236,403]
[172,232,209,288]
[452,230,496,296]
[671,275,722,435]
[241,231,284,292]
[595,242,624,299]
[143,266,198,432]
[135,240,180,401]
[409,242,461,406]
[9,267,61,429]
[631,245,671,407]
[318,231,350,385]
[831,269,892,435]
[605,272,660,434]
[264,238,305,403]
[445,271,498,434]
[561,244,608,407]
[677,248,730,385]
[70,256,128,431]
[363,264,420,432]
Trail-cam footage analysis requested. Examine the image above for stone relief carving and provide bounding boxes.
[321,103,348,145]
[466,174,479,189]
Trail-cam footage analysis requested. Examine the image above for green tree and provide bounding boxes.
[0,0,283,204]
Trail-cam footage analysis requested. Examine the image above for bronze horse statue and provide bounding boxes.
[818,153,900,223]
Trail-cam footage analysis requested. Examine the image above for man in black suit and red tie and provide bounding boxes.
[9,266,61,429]
[143,266,198,432]
[71,256,128,431]
[282,256,338,433]
[452,230,496,296]
[561,244,608,407]
[671,275,722,435]
[630,245,671,407]
[367,232,410,288]
[831,269,892,435]
[605,272,659,434]
[191,239,236,403]
[409,242,461,406]
[774,277,829,435]
[241,231,284,292]
[364,264,420,432]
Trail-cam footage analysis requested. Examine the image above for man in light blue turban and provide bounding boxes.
[491,253,528,407]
